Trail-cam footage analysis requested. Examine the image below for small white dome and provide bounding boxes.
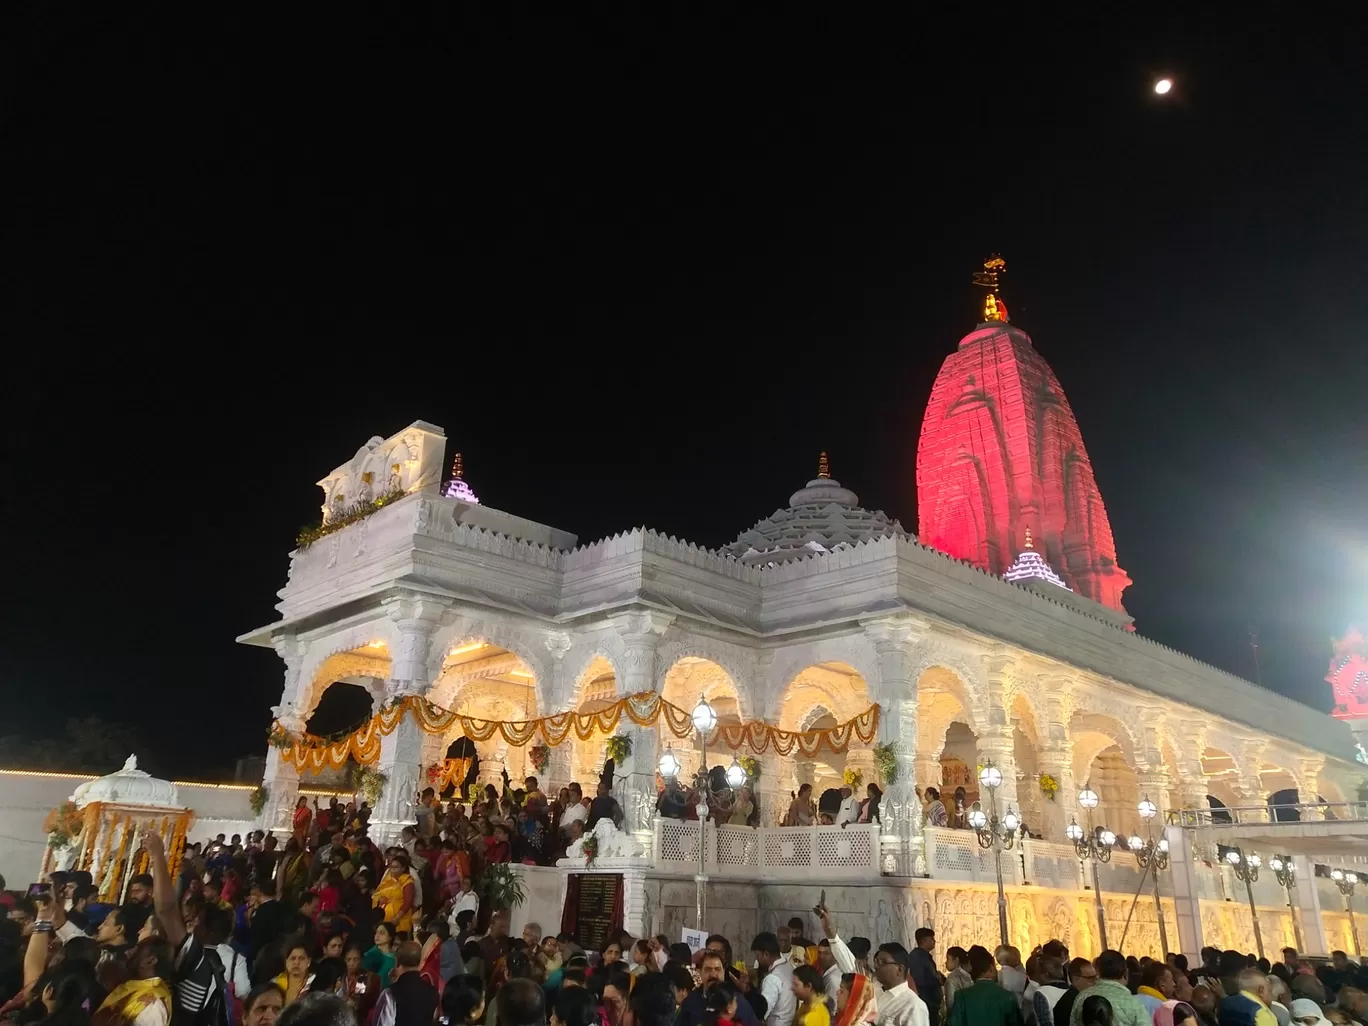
[71,755,180,809]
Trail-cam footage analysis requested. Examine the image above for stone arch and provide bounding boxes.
[774,662,873,732]
[296,622,400,717]
[1070,710,1142,837]
[568,655,620,784]
[660,655,744,782]
[1068,710,1139,770]
[915,663,981,798]
[764,636,881,720]
[1199,745,1246,806]
[654,640,755,720]
[562,644,624,710]
[425,618,552,712]
[298,648,393,720]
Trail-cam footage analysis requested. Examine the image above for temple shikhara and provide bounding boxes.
[235,260,1367,963]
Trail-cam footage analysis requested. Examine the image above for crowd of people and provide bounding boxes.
[2,775,1366,1026]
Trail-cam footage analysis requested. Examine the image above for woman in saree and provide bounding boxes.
[433,837,470,905]
[417,916,446,997]
[835,972,877,1026]
[292,796,312,844]
[371,852,416,934]
[276,838,313,908]
[93,938,174,1026]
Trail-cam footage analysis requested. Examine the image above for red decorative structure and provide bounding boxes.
[916,257,1132,614]
[1327,627,1368,720]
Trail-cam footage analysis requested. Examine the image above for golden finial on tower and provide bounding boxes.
[818,452,831,479]
[451,453,464,480]
[972,254,1009,323]
[1024,526,1033,550]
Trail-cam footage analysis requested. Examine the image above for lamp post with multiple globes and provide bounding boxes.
[1331,869,1361,956]
[1126,796,1171,956]
[1068,787,1116,950]
[657,697,746,930]
[1267,856,1304,954]
[969,760,1018,947]
[1225,848,1265,959]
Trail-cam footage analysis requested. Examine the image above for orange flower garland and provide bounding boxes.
[277,692,880,773]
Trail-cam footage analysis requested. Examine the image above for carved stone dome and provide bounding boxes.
[726,455,911,567]
[71,755,180,809]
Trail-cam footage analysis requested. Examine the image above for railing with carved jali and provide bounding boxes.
[650,820,880,879]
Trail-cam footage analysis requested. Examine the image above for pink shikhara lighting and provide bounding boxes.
[916,257,1131,614]
[442,453,479,504]
[1327,627,1368,720]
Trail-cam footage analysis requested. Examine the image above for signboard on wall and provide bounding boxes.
[561,873,623,951]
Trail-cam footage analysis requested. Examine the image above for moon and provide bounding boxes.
[1154,78,1173,95]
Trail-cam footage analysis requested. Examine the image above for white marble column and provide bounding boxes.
[1166,822,1205,963]
[977,725,1019,824]
[757,752,789,826]
[263,636,307,834]
[1291,856,1330,954]
[372,715,424,846]
[610,612,674,838]
[863,618,921,876]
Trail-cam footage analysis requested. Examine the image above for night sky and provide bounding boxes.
[4,8,1366,778]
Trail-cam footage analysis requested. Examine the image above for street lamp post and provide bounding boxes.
[658,697,747,932]
[1068,787,1116,950]
[1226,848,1265,959]
[1268,856,1304,954]
[970,760,1019,947]
[1331,869,1361,957]
[1127,796,1171,956]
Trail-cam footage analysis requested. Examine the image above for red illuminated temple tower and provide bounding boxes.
[916,257,1132,613]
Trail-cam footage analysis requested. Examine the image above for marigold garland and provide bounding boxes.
[274,693,881,774]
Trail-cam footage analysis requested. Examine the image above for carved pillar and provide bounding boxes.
[382,595,449,699]
[977,725,1019,824]
[545,744,573,795]
[978,658,1019,820]
[846,748,876,793]
[610,612,674,838]
[863,618,921,876]
[264,636,306,833]
[372,714,424,847]
[372,596,447,846]
[757,752,788,827]
[1299,759,1325,821]
[1136,771,1171,839]
[1036,741,1076,843]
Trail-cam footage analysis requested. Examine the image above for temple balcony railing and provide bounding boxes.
[650,819,880,879]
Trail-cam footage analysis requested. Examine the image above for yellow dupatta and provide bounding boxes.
[93,977,172,1026]
[372,870,414,932]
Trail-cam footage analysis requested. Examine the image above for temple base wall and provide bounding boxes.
[639,876,1307,969]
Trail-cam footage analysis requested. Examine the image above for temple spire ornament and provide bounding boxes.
[973,254,1009,323]
[441,452,480,504]
[818,452,831,479]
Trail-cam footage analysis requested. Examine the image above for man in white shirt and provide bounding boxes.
[835,787,860,827]
[447,876,480,931]
[560,784,588,835]
[872,943,929,1026]
[752,931,796,1026]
